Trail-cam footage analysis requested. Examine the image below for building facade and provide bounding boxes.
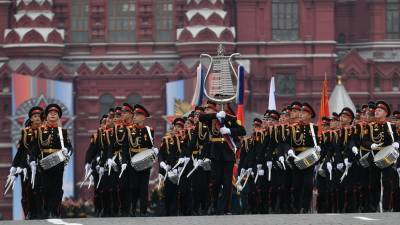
[0,0,400,219]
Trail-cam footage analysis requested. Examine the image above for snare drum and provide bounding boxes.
[294,148,320,170]
[373,145,399,169]
[130,149,157,171]
[40,150,67,170]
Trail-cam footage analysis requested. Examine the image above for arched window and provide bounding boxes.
[127,93,141,106]
[99,94,115,117]
[155,0,174,41]
[393,73,400,91]
[108,0,136,42]
[374,74,381,91]
[272,0,299,41]
[71,0,89,42]
[387,0,400,39]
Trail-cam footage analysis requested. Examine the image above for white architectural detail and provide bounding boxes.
[17,0,52,6]
[14,10,54,22]
[186,9,226,20]
[4,28,64,42]
[177,25,235,39]
[186,0,224,5]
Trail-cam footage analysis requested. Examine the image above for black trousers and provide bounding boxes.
[290,166,314,212]
[129,167,151,215]
[164,179,178,216]
[368,165,396,211]
[192,169,211,214]
[211,160,234,214]
[270,168,291,213]
[40,163,64,217]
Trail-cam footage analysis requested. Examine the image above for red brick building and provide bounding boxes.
[0,0,400,219]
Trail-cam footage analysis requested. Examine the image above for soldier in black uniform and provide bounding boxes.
[392,111,400,212]
[199,101,246,215]
[361,101,399,212]
[190,107,212,215]
[286,102,321,213]
[158,118,186,216]
[29,104,73,218]
[9,106,44,219]
[84,114,108,217]
[121,104,156,216]
[316,116,336,213]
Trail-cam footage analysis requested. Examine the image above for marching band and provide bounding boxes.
[5,98,400,219]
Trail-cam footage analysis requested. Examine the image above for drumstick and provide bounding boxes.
[177,160,189,185]
[268,166,272,182]
[254,172,259,184]
[241,172,251,190]
[397,171,400,188]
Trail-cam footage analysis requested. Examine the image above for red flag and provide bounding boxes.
[317,75,330,136]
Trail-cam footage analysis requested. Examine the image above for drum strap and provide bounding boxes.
[386,122,395,143]
[58,126,65,149]
[146,126,154,145]
[309,123,318,147]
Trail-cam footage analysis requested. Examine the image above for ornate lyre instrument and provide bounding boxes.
[200,44,241,153]
[201,44,240,104]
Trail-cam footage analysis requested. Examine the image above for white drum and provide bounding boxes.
[294,148,320,170]
[373,146,399,169]
[130,149,157,171]
[40,150,67,170]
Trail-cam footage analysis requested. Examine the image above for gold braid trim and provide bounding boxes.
[106,129,111,146]
[23,129,28,149]
[115,125,126,146]
[127,127,140,148]
[274,126,279,143]
[175,136,181,153]
[39,127,51,147]
[198,122,207,141]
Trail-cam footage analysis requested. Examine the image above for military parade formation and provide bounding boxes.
[5,98,400,219]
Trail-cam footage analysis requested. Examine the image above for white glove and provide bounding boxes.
[62,147,68,156]
[247,168,253,174]
[216,111,226,119]
[85,163,91,175]
[15,167,23,175]
[392,142,399,150]
[266,161,273,169]
[197,159,204,167]
[152,147,159,155]
[336,163,344,171]
[98,167,105,176]
[352,146,358,155]
[371,143,379,150]
[107,158,116,168]
[29,161,36,171]
[344,158,352,168]
[257,169,265,176]
[177,157,190,166]
[326,162,332,171]
[287,149,295,158]
[160,161,169,171]
[9,167,16,177]
[219,126,231,135]
[315,146,321,153]
[121,163,127,171]
[168,169,178,177]
[240,168,246,176]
